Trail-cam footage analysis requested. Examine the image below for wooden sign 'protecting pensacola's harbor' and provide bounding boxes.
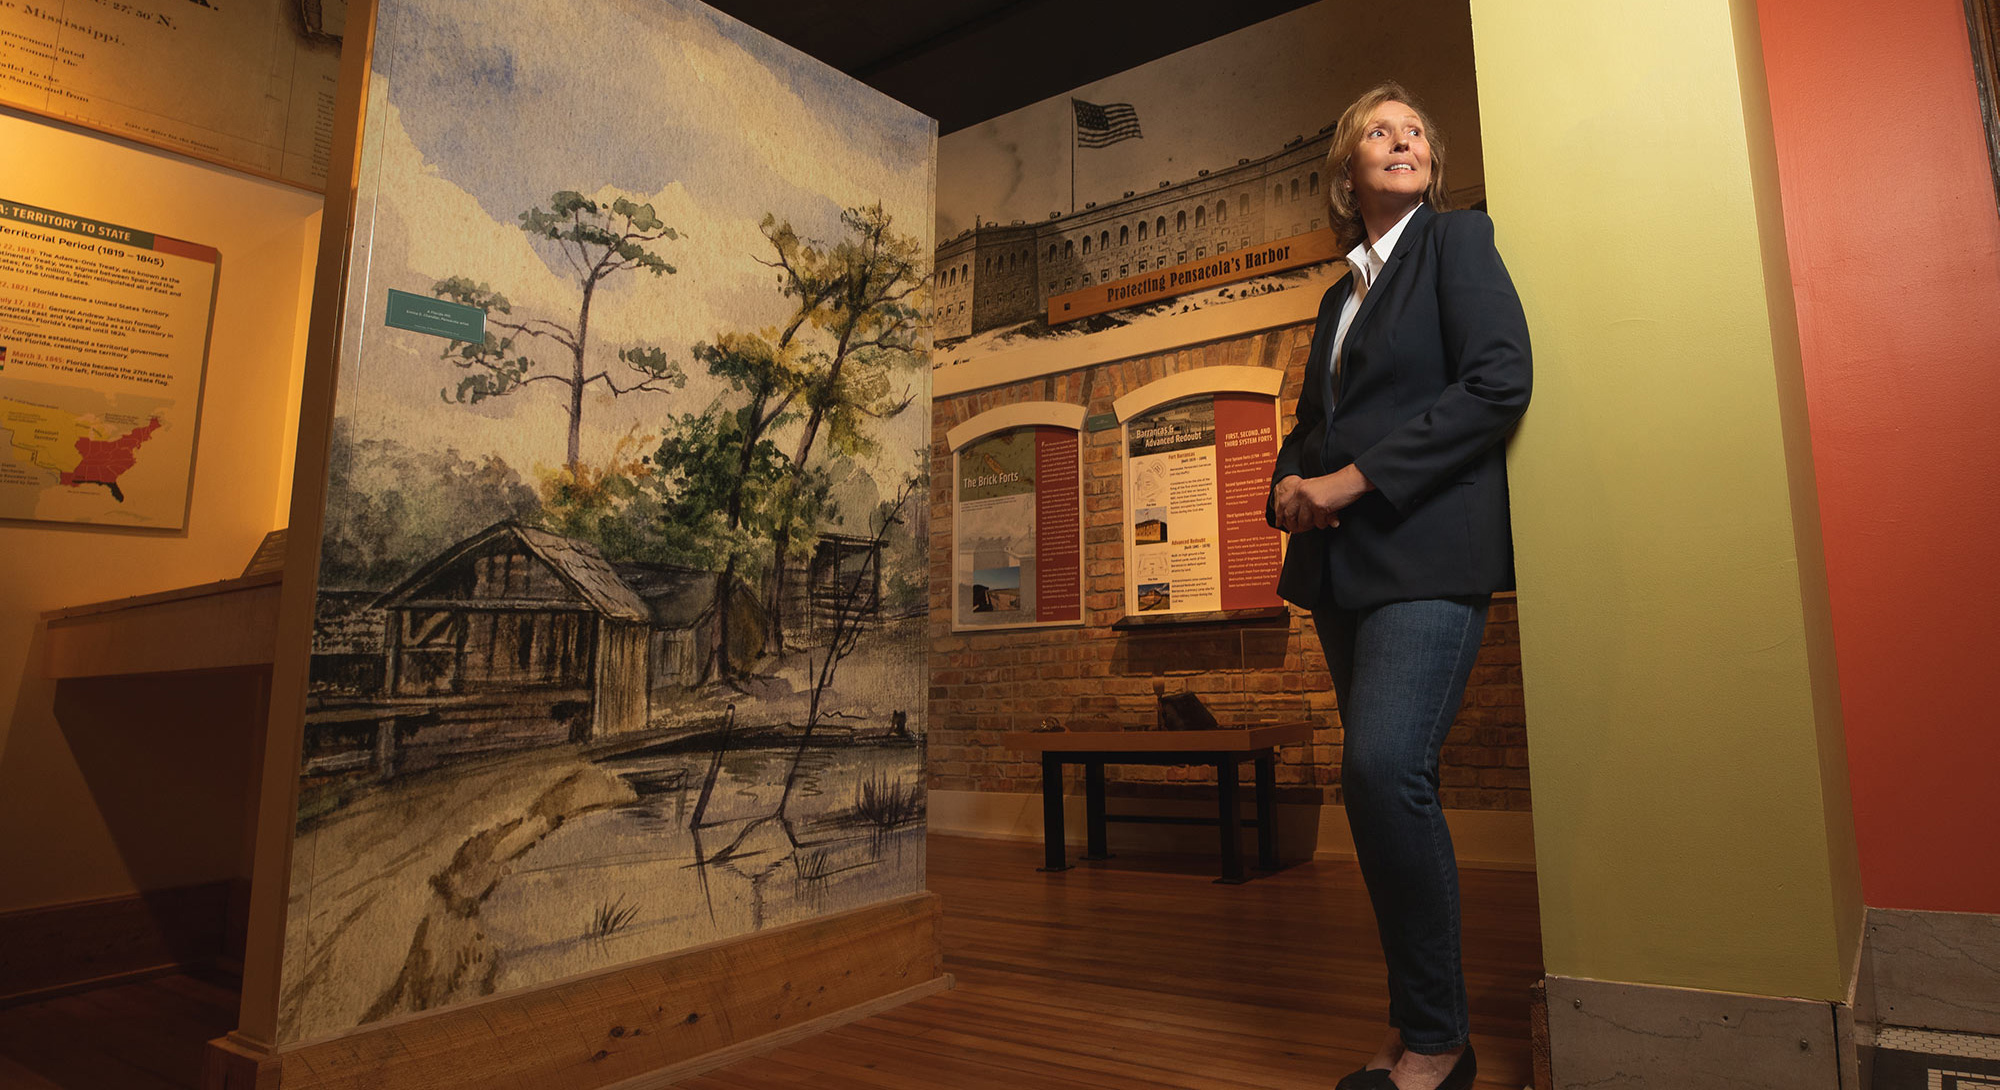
[1047,227,1342,326]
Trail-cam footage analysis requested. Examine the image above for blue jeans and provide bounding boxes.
[1312,595,1490,1055]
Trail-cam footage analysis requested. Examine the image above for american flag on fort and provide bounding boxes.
[1072,98,1143,147]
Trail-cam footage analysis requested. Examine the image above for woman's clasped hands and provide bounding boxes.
[1271,463,1374,534]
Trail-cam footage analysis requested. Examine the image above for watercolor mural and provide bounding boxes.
[279,0,934,1045]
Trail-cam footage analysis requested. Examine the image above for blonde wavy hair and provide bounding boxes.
[1324,82,1450,250]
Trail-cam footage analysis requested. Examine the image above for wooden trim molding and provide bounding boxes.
[0,881,234,1006]
[205,892,945,1090]
[204,1032,281,1090]
[933,290,1321,398]
[233,0,383,1048]
[927,788,1537,871]
[41,576,282,678]
[1968,0,2000,207]
[1544,974,1846,1089]
[1110,365,1285,422]
[1866,907,2000,1036]
[946,402,1089,450]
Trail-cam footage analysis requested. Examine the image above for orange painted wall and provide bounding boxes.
[0,111,321,913]
[1758,0,2000,912]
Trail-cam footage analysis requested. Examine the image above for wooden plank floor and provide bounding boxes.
[686,834,1543,1090]
[0,834,1541,1089]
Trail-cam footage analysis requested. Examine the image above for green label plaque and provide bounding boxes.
[385,289,486,341]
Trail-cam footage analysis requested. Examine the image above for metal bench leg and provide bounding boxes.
[1037,753,1072,873]
[1215,756,1246,884]
[1083,759,1113,860]
[1255,750,1279,870]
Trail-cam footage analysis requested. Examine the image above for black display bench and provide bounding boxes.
[1001,724,1314,883]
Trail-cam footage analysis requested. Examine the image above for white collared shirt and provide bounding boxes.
[1329,202,1423,399]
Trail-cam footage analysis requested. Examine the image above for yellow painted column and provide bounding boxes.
[1471,0,1861,1000]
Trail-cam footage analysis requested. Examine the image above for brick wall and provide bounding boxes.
[928,321,1531,811]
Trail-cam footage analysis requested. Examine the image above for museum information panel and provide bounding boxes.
[955,425,1084,628]
[0,198,217,527]
[0,0,341,188]
[1124,393,1282,617]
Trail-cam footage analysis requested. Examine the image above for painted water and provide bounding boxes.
[277,734,923,1041]
[482,740,926,986]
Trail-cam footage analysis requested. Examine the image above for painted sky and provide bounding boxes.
[335,0,936,480]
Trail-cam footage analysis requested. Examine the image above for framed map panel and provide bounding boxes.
[0,198,217,528]
[0,0,341,190]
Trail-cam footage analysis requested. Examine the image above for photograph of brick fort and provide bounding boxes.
[933,124,1340,344]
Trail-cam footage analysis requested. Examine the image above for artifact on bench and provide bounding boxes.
[1154,682,1220,732]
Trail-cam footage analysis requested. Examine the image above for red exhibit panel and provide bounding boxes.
[1213,394,1282,612]
[1034,427,1082,623]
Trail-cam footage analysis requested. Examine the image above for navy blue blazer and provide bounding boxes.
[1268,205,1532,611]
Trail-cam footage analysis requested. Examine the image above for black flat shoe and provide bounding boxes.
[1436,1044,1477,1090]
[1336,1045,1476,1090]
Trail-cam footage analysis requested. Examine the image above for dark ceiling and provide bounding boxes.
[703,0,1325,135]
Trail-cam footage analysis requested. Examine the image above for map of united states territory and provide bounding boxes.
[2,398,163,502]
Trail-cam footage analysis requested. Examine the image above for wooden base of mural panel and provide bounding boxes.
[204,1032,283,1090]
[598,974,955,1090]
[203,892,943,1090]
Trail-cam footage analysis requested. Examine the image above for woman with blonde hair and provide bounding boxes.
[1268,82,1531,1090]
